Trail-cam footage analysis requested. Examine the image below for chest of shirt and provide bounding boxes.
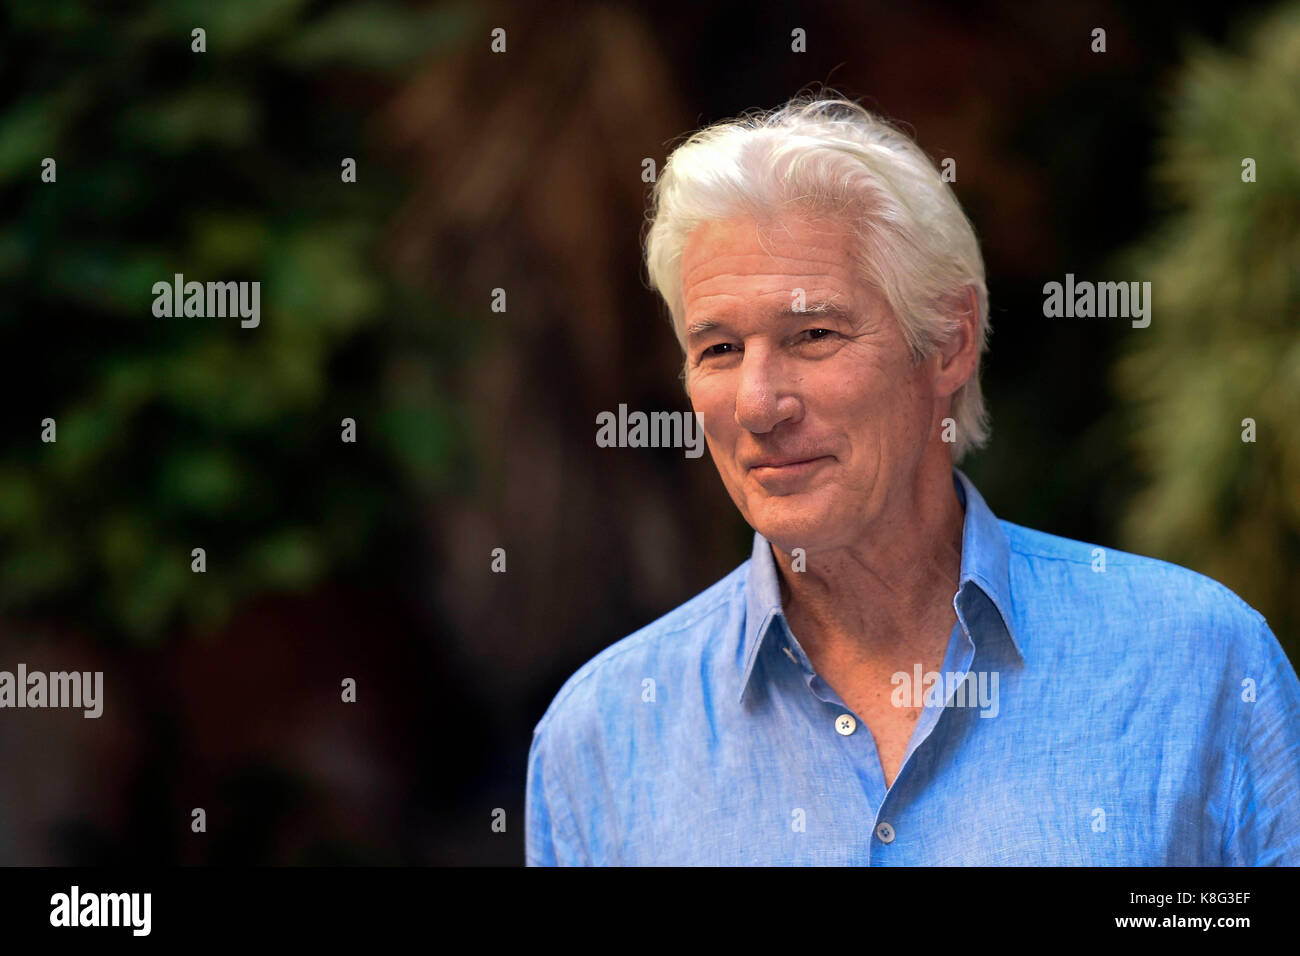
[582,670,1228,866]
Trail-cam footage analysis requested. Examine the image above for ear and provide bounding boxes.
[933,285,980,399]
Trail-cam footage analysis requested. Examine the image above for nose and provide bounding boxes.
[734,344,802,434]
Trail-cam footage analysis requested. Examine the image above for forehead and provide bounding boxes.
[681,215,860,315]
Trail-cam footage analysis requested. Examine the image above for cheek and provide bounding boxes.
[809,362,925,467]
[832,354,924,420]
[814,372,883,426]
[688,376,735,442]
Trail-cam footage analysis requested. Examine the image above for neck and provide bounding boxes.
[775,460,965,666]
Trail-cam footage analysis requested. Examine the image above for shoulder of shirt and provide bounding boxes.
[999,518,1268,631]
[531,560,749,739]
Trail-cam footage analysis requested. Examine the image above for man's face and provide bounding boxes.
[681,214,941,554]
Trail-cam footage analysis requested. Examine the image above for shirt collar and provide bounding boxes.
[737,466,1023,705]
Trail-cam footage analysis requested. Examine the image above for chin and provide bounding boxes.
[746,501,839,554]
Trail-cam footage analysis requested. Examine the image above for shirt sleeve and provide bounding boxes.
[525,724,587,866]
[1223,616,1300,865]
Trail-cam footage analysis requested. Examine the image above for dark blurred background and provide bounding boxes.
[1,0,1296,864]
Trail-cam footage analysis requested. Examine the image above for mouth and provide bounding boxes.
[748,455,833,477]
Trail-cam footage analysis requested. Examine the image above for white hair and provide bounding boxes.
[644,93,991,461]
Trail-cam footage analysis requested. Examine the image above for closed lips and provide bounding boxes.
[750,456,829,469]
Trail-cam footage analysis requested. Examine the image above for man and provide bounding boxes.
[525,95,1300,865]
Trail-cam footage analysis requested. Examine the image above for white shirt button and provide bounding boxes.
[876,821,895,843]
[835,713,856,735]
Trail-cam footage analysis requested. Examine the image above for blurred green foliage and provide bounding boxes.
[0,0,477,642]
[1116,3,1300,655]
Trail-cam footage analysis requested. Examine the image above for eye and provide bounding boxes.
[699,342,738,360]
[799,328,835,342]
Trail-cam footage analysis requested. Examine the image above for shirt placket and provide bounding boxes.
[779,612,976,864]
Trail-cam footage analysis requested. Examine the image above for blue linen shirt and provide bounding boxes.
[526,468,1300,865]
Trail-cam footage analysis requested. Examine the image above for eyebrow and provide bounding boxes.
[685,301,852,338]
